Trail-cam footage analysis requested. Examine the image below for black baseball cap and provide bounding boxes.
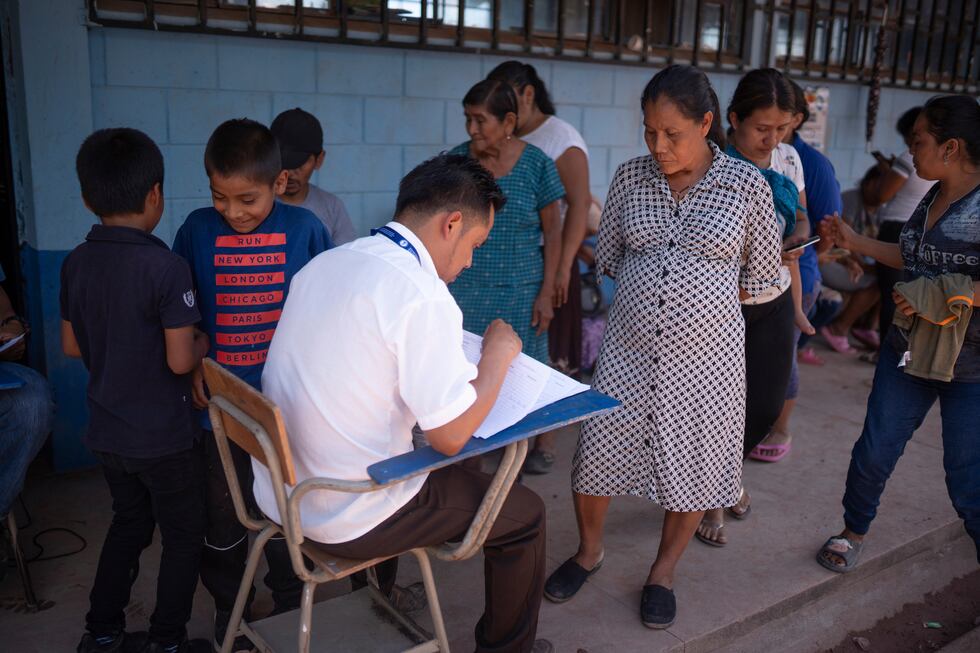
[270,108,323,170]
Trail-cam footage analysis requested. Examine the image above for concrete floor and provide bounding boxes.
[1,349,976,653]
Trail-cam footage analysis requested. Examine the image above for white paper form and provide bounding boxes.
[462,331,591,439]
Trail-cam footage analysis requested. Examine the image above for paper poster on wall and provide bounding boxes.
[799,86,830,151]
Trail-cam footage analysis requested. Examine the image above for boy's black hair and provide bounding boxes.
[204,118,282,186]
[76,128,164,218]
[789,80,811,129]
[395,154,505,225]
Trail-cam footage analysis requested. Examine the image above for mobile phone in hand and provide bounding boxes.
[782,235,821,253]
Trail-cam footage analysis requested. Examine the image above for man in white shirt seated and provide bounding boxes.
[254,154,552,653]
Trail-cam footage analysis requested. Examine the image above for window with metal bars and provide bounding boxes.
[87,0,979,90]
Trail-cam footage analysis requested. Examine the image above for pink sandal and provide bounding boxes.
[819,326,857,355]
[748,442,791,463]
[798,347,825,366]
[851,328,880,350]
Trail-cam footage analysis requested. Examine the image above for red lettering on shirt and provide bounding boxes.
[214,253,286,267]
[215,329,276,346]
[216,291,284,307]
[216,272,285,286]
[216,310,282,326]
[217,349,268,366]
[214,233,287,247]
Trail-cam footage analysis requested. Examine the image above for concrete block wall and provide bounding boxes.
[87,27,917,250]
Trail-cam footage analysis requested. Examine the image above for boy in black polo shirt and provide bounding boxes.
[62,128,211,653]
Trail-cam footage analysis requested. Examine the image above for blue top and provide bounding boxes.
[61,225,201,457]
[173,201,332,399]
[891,182,979,381]
[793,133,843,295]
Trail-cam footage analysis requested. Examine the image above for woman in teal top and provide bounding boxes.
[450,79,566,362]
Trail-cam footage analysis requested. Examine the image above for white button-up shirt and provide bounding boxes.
[253,222,478,543]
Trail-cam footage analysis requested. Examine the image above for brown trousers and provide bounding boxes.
[311,465,546,653]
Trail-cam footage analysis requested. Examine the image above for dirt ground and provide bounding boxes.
[825,569,980,653]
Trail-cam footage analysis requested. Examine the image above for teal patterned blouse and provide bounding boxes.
[449,142,566,288]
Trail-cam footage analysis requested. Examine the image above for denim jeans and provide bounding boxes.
[87,441,206,645]
[842,342,980,562]
[0,363,54,517]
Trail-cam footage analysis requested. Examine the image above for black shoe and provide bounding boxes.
[640,584,676,629]
[213,611,256,653]
[543,555,603,603]
[77,632,126,653]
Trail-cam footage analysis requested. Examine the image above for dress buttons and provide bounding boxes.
[646,413,654,422]
[668,240,675,248]
[656,328,663,336]
[644,438,652,448]
[661,267,669,279]
[658,298,666,307]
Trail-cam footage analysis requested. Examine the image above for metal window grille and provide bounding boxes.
[87,0,978,90]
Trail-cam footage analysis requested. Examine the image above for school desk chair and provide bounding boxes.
[202,358,617,653]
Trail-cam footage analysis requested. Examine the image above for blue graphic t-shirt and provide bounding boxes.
[173,201,332,394]
[892,182,980,381]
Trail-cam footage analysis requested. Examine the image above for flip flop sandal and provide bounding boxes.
[543,554,604,603]
[640,584,676,629]
[725,487,752,520]
[851,328,881,350]
[819,326,857,355]
[816,536,864,574]
[695,519,727,548]
[748,442,791,463]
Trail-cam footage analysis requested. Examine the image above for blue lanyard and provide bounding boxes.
[371,226,421,265]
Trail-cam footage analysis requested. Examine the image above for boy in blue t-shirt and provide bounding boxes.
[64,129,211,653]
[172,118,332,650]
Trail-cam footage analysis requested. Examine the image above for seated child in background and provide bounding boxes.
[63,128,210,653]
[271,108,357,245]
[171,118,332,650]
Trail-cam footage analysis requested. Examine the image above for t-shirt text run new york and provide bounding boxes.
[173,201,333,392]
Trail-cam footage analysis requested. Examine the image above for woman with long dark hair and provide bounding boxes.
[544,65,782,628]
[818,95,980,571]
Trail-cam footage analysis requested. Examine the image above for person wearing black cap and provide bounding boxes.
[271,108,357,245]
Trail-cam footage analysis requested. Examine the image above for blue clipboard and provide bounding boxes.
[367,389,619,485]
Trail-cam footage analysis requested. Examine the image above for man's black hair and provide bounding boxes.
[395,154,505,224]
[896,106,922,140]
[204,118,282,186]
[76,128,164,218]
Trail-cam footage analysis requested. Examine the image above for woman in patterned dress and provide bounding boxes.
[543,65,783,628]
[448,80,566,362]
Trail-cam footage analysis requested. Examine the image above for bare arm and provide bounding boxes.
[0,286,26,360]
[424,320,521,456]
[553,147,591,305]
[533,200,562,334]
[61,319,82,358]
[824,214,904,269]
[163,326,210,375]
[781,191,810,262]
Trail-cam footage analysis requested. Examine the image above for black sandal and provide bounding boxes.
[543,554,603,603]
[640,584,676,629]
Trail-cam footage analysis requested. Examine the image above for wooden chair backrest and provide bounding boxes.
[202,358,297,486]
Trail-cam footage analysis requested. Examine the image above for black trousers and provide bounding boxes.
[876,220,905,345]
[742,289,796,457]
[312,465,546,653]
[87,442,206,645]
[200,432,303,616]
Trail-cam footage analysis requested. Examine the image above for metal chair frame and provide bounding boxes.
[206,360,528,653]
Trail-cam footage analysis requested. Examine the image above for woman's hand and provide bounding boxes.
[532,291,554,336]
[822,213,858,251]
[893,290,917,318]
[845,256,865,284]
[780,236,805,263]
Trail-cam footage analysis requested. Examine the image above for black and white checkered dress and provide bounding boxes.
[572,145,782,511]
